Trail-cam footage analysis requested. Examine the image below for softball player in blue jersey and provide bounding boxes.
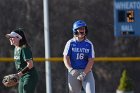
[63,20,95,93]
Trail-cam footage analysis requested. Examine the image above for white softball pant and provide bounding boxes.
[68,69,95,93]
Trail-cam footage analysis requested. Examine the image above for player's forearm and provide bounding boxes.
[63,55,72,70]
[26,60,33,69]
[17,60,33,77]
[84,58,94,74]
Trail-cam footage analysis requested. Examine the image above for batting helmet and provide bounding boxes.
[72,20,88,35]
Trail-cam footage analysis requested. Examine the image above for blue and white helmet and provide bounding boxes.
[72,20,88,35]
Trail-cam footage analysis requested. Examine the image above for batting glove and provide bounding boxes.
[68,68,79,76]
[77,72,86,81]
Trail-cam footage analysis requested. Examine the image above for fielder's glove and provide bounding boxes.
[77,72,86,81]
[68,68,79,76]
[2,74,19,87]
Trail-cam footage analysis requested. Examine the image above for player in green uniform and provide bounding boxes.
[6,28,38,93]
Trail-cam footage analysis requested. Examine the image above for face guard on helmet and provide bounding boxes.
[72,20,88,35]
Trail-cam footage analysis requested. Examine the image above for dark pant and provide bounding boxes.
[18,70,38,93]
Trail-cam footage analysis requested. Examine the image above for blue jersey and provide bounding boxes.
[63,38,95,69]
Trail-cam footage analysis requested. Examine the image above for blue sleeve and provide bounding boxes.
[63,40,71,56]
[88,43,95,58]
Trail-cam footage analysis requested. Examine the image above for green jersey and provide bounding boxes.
[14,45,32,72]
[14,46,38,93]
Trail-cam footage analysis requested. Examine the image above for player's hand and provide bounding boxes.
[68,68,79,76]
[77,72,86,81]
[17,72,23,78]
